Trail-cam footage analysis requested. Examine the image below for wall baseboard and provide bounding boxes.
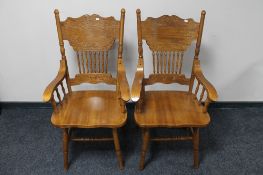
[0,102,52,109]
[209,102,263,108]
[0,101,263,109]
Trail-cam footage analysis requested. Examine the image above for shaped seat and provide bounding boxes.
[134,91,210,128]
[132,9,218,170]
[51,91,127,128]
[43,9,129,170]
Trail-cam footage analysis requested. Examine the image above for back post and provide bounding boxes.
[136,9,143,61]
[194,10,206,60]
[117,9,126,113]
[54,9,66,60]
[54,9,72,93]
[189,10,206,93]
[118,9,125,59]
[136,9,145,112]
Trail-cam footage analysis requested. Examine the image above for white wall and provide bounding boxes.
[0,0,263,102]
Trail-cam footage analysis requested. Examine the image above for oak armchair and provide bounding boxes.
[43,9,129,170]
[132,9,218,170]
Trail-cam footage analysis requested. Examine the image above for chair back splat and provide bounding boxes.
[136,9,205,86]
[54,10,125,86]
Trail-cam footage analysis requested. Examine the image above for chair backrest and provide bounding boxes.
[54,9,125,86]
[136,9,205,86]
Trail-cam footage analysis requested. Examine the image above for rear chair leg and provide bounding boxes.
[193,128,200,169]
[63,128,69,170]
[112,128,124,170]
[139,128,150,170]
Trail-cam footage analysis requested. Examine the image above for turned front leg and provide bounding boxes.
[193,128,200,168]
[112,128,124,170]
[139,128,150,170]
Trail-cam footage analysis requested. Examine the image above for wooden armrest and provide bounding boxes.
[194,61,218,101]
[117,59,130,101]
[131,59,144,102]
[42,60,67,102]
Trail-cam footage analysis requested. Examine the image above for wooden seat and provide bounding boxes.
[43,9,129,170]
[132,9,218,170]
[51,91,127,128]
[135,91,210,128]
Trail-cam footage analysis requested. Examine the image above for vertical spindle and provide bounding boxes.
[160,52,163,73]
[102,51,105,73]
[168,51,171,74]
[94,52,97,73]
[55,89,62,104]
[85,51,89,73]
[172,52,175,74]
[179,52,184,74]
[152,52,156,74]
[199,87,205,103]
[81,51,85,73]
[89,51,93,73]
[195,81,200,95]
[98,52,101,73]
[164,52,167,74]
[76,52,81,74]
[106,51,108,73]
[60,83,66,96]
[157,52,159,73]
[176,52,180,74]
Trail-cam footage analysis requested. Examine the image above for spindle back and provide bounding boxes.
[136,10,206,86]
[54,9,125,86]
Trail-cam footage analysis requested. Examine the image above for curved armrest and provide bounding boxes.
[194,61,218,101]
[42,60,67,102]
[117,59,130,102]
[131,59,144,102]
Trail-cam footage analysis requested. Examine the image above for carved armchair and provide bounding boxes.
[132,9,218,170]
[43,9,129,170]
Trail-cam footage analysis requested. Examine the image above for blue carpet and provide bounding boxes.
[0,104,263,174]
